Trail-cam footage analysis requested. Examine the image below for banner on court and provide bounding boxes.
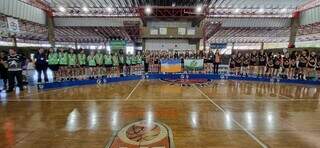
[160,59,181,73]
[184,59,204,70]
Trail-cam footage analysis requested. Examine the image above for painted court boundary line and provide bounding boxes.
[125,80,142,101]
[194,85,269,148]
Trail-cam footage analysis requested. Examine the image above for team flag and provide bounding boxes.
[184,59,204,70]
[160,59,182,73]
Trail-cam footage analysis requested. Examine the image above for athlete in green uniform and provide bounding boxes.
[112,53,119,77]
[47,48,59,81]
[78,49,87,66]
[126,55,132,75]
[95,50,104,66]
[68,49,77,66]
[94,50,104,77]
[87,51,96,78]
[77,49,87,80]
[58,48,68,80]
[68,49,77,80]
[104,53,113,77]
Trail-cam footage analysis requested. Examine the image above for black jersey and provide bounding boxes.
[259,53,266,66]
[273,57,281,69]
[267,57,274,68]
[308,56,316,68]
[250,53,258,65]
[235,56,242,67]
[243,56,250,67]
[317,60,320,70]
[283,57,290,68]
[229,57,236,68]
[299,56,308,67]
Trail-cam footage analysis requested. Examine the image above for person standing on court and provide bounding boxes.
[34,48,49,83]
[0,51,8,91]
[213,49,221,74]
[6,48,24,92]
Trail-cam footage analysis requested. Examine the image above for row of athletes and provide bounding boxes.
[46,48,144,81]
[229,50,320,79]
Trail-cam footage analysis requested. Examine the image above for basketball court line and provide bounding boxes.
[2,98,208,102]
[125,80,142,101]
[193,85,269,148]
[3,81,140,100]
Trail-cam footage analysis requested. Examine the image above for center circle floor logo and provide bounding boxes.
[107,120,175,148]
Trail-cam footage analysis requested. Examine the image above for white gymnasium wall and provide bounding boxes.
[145,39,196,50]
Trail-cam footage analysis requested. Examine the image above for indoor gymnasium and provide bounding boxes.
[1,0,320,148]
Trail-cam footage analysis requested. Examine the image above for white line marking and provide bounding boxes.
[194,85,269,148]
[125,80,142,101]
[3,98,208,102]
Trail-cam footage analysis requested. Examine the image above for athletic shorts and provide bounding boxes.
[48,65,59,71]
[283,65,290,69]
[243,64,249,67]
[274,65,280,69]
[250,62,257,66]
[104,64,113,68]
[259,62,266,66]
[235,63,241,67]
[229,64,235,68]
[299,63,306,68]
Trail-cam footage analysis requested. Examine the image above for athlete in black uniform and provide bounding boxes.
[273,53,281,77]
[307,52,317,79]
[235,52,242,75]
[317,55,320,79]
[249,51,258,75]
[229,53,236,74]
[289,51,298,79]
[282,53,290,79]
[266,52,274,77]
[298,50,308,79]
[243,53,250,76]
[258,50,267,76]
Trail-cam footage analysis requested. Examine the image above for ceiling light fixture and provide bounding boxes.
[82,6,89,13]
[145,6,152,15]
[196,5,202,13]
[258,8,264,13]
[106,7,113,13]
[59,6,66,12]
[281,8,287,13]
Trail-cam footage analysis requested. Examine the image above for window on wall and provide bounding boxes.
[106,45,111,53]
[126,46,134,55]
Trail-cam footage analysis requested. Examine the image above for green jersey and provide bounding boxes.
[48,52,59,65]
[104,55,113,65]
[59,52,68,65]
[87,55,96,67]
[95,53,104,65]
[126,56,132,65]
[112,55,119,66]
[137,55,142,64]
[119,55,124,64]
[78,53,86,65]
[131,55,137,65]
[68,53,77,66]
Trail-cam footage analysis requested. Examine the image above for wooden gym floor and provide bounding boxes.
[0,80,320,148]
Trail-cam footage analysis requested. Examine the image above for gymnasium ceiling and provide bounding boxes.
[5,0,320,44]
